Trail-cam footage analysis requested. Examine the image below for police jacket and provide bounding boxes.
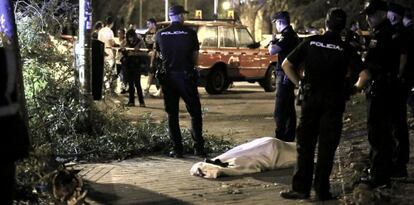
[286,31,360,92]
[275,25,299,72]
[364,20,399,83]
[405,25,414,84]
[392,23,414,84]
[155,21,199,72]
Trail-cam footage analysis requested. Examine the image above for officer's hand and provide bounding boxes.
[350,85,359,95]
[353,84,363,94]
[268,38,279,47]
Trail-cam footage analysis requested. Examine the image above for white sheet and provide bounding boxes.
[190,137,297,178]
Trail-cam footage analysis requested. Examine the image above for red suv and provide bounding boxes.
[158,20,277,94]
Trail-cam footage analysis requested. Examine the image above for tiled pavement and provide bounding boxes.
[78,79,340,204]
[76,155,339,205]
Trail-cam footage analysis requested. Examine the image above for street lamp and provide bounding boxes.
[222,1,231,11]
[214,0,218,18]
[165,0,169,21]
[222,1,234,19]
[139,0,142,28]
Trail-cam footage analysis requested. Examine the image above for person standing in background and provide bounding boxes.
[116,28,128,94]
[98,16,118,93]
[280,8,360,201]
[92,21,103,40]
[386,2,411,178]
[355,0,400,188]
[143,18,163,98]
[122,29,146,107]
[268,11,300,142]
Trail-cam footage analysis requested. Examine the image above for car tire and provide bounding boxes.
[259,65,276,92]
[205,68,228,94]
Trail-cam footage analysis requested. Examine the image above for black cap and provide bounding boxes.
[169,5,189,16]
[388,3,405,17]
[271,11,290,23]
[326,7,347,32]
[361,0,388,15]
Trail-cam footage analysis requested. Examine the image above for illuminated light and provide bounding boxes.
[222,1,231,10]
[195,10,203,19]
[227,10,234,19]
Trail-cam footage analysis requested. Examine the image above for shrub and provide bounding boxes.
[13,0,233,202]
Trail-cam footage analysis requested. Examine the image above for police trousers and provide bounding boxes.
[274,73,296,142]
[161,71,204,153]
[0,114,30,204]
[291,90,345,196]
[391,82,410,170]
[366,88,395,185]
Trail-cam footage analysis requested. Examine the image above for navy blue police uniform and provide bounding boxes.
[364,19,400,186]
[388,3,412,178]
[0,47,30,204]
[273,23,300,142]
[285,31,360,199]
[155,20,205,157]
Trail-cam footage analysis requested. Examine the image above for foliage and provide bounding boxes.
[14,0,234,202]
[17,0,233,161]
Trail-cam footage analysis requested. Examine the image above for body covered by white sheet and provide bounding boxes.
[190,137,297,178]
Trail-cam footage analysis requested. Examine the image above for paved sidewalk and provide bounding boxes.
[79,80,341,204]
[76,155,340,205]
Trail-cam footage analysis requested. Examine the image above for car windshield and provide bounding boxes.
[198,26,218,48]
[219,26,236,48]
[236,28,254,48]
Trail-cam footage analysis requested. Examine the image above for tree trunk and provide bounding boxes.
[238,0,266,40]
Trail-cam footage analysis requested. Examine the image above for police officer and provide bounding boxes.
[0,45,30,203]
[280,8,360,201]
[405,9,414,118]
[268,11,300,142]
[387,2,411,178]
[355,0,401,188]
[155,5,205,158]
[345,21,365,53]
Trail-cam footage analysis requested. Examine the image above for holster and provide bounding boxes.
[155,65,167,85]
[185,68,199,84]
[366,74,396,98]
[296,81,311,106]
